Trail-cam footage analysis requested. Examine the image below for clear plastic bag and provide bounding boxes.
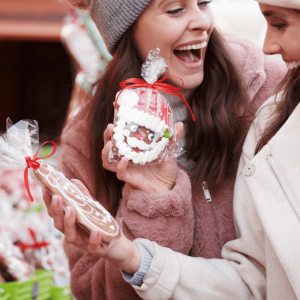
[0,231,33,282]
[110,48,183,165]
[0,119,122,245]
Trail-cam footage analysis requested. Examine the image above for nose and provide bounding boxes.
[188,5,211,33]
[263,27,282,56]
[135,134,143,141]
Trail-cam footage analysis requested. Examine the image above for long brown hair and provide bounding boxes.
[88,26,250,216]
[255,67,300,154]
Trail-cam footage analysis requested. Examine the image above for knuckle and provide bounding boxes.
[65,235,76,244]
[54,223,63,232]
[116,172,123,181]
[88,245,97,254]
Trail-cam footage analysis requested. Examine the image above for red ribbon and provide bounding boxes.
[116,76,195,121]
[17,228,50,251]
[24,141,57,202]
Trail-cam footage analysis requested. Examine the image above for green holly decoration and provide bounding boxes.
[164,128,171,139]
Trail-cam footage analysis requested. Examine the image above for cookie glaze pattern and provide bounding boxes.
[34,163,121,243]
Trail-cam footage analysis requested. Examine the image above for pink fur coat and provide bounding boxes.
[60,38,287,300]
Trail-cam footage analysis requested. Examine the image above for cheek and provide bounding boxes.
[285,29,300,59]
[134,15,183,63]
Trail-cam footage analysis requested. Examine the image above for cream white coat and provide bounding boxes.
[132,94,300,300]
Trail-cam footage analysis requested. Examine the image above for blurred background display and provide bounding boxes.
[211,0,267,47]
[0,0,71,141]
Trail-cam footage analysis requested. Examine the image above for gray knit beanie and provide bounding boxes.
[65,0,152,54]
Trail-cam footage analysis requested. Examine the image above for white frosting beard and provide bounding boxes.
[113,106,171,164]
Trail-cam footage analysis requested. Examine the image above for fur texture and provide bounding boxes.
[60,38,287,300]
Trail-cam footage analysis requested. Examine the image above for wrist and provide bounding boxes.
[120,242,141,274]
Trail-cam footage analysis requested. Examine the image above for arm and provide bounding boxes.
[127,118,271,300]
[130,171,266,300]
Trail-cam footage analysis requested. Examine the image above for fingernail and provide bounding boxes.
[121,157,125,163]
[52,196,57,206]
[65,207,71,218]
[91,230,97,239]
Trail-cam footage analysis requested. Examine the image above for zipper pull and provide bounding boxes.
[203,181,212,203]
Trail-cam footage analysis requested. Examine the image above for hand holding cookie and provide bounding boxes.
[43,189,140,274]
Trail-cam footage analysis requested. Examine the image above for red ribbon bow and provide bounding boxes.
[116,76,195,121]
[17,228,50,251]
[24,141,57,202]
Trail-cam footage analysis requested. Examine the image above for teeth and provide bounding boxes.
[175,41,207,51]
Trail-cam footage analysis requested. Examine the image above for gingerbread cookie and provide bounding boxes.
[112,89,173,165]
[34,163,121,243]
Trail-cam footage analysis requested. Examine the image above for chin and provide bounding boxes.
[182,75,204,90]
[167,73,204,90]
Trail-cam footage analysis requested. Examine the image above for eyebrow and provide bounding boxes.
[262,10,287,18]
[158,0,175,7]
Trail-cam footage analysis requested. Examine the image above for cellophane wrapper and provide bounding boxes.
[0,119,122,248]
[109,48,183,165]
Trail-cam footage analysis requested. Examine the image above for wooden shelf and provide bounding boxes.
[0,0,69,41]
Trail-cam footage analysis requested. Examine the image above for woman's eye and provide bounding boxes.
[148,133,155,141]
[167,8,183,14]
[271,23,286,30]
[130,125,138,132]
[198,1,211,8]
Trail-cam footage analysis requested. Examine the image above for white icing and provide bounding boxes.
[126,137,151,150]
[37,164,120,237]
[114,94,172,164]
[149,115,157,131]
[157,120,166,133]
[144,113,151,129]
[118,90,139,107]
[113,133,124,142]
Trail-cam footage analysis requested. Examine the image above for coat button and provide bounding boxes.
[243,163,256,176]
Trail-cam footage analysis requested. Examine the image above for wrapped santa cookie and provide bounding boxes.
[110,48,195,165]
[0,232,33,282]
[0,119,122,244]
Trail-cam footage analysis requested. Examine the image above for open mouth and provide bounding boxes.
[174,41,207,63]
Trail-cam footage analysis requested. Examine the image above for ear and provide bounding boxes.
[64,0,90,10]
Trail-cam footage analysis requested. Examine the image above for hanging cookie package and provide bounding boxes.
[110,48,195,165]
[0,119,122,245]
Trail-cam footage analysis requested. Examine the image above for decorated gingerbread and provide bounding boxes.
[112,89,173,164]
[0,119,122,244]
[110,48,195,165]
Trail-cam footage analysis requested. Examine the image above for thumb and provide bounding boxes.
[174,122,184,145]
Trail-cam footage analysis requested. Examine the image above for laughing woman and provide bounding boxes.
[43,0,286,299]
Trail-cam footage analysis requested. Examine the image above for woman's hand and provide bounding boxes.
[102,122,184,194]
[43,187,141,274]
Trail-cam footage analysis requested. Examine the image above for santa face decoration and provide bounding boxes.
[112,89,173,165]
